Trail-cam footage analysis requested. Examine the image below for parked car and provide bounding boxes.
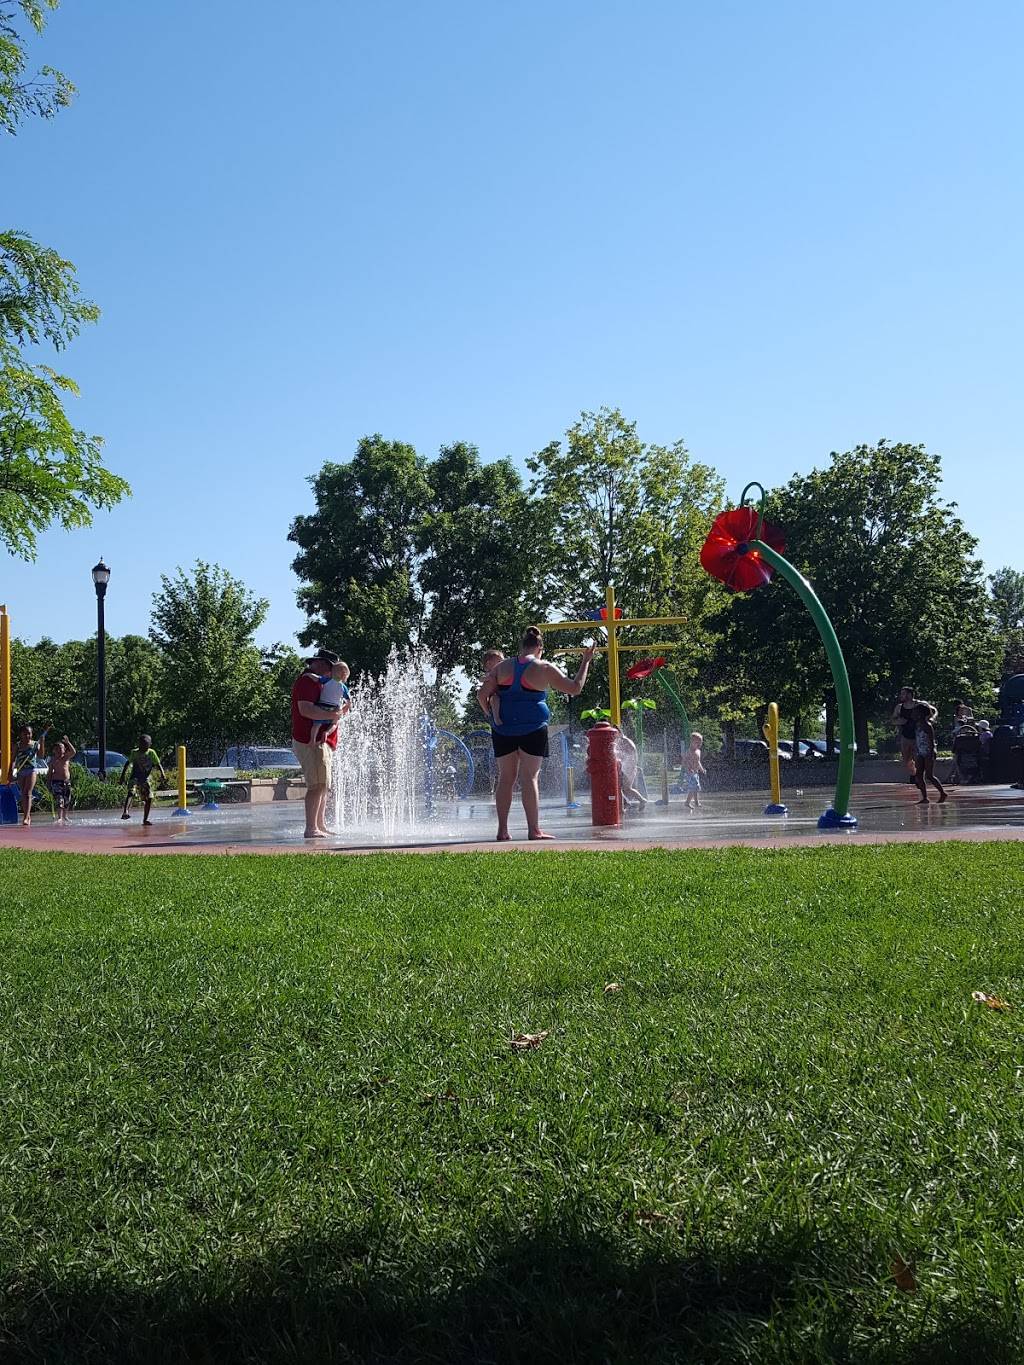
[778,740,824,759]
[73,749,129,775]
[723,739,771,760]
[804,738,878,757]
[219,745,301,771]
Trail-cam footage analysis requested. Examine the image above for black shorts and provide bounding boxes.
[491,726,550,759]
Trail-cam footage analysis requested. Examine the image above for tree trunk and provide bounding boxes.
[854,702,871,758]
[825,696,835,756]
[724,719,735,758]
[792,713,802,761]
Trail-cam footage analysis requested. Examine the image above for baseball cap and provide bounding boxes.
[307,647,340,666]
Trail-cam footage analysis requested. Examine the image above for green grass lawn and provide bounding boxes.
[1,844,1022,1364]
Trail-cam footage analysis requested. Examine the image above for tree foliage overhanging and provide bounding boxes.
[1,1,129,561]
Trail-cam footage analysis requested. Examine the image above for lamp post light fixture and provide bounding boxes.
[92,559,111,779]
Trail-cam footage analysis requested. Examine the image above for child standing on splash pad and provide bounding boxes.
[311,660,351,744]
[912,703,947,805]
[12,723,49,826]
[47,736,77,823]
[682,731,706,811]
[120,736,167,825]
[478,649,505,729]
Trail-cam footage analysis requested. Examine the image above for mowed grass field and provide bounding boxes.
[1,844,1022,1364]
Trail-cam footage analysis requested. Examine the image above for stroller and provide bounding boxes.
[950,724,982,785]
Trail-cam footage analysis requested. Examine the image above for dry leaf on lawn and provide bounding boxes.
[604,982,622,993]
[972,991,1011,1011]
[890,1254,917,1292]
[510,1030,549,1050]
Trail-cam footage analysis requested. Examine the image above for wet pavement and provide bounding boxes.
[1,782,1023,855]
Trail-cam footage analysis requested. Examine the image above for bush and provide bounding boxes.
[68,767,130,810]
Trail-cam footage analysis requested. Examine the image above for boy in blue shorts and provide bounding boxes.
[683,730,706,811]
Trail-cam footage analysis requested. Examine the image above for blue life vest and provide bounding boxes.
[493,657,550,736]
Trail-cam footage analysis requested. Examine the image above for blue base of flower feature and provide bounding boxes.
[764,802,788,816]
[171,807,190,817]
[817,806,858,830]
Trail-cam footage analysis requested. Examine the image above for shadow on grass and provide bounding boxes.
[2,1220,1019,1365]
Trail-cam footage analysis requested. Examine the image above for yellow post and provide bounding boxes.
[0,605,11,785]
[173,744,190,816]
[762,702,787,815]
[605,583,621,727]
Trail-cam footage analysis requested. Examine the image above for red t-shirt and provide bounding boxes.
[291,671,339,748]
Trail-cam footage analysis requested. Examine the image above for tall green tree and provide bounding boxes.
[418,442,542,676]
[710,442,1000,749]
[1,3,129,559]
[290,436,541,682]
[527,407,726,714]
[150,562,270,763]
[989,567,1024,677]
[289,436,430,677]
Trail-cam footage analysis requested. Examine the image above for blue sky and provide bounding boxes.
[5,0,1022,647]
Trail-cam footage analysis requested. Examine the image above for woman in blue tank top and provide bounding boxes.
[477,626,595,842]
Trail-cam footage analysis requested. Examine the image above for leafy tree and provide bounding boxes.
[290,436,541,683]
[150,562,270,762]
[1,5,129,559]
[710,442,1000,749]
[290,436,430,677]
[989,567,1024,677]
[527,407,727,716]
[0,1,73,134]
[418,442,543,676]
[254,642,304,743]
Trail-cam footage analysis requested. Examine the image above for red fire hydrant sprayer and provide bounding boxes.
[586,721,622,828]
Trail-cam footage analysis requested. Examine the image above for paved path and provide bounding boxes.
[1,783,1022,856]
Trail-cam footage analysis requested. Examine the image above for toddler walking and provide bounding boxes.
[682,731,706,811]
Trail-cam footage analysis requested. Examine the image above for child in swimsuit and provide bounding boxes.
[12,724,49,826]
[311,661,351,744]
[119,734,167,825]
[615,732,648,808]
[912,703,947,805]
[683,731,706,811]
[47,736,77,824]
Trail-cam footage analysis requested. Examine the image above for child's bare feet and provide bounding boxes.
[938,791,948,803]
[528,830,556,840]
[121,812,130,820]
[917,797,929,804]
[496,832,511,842]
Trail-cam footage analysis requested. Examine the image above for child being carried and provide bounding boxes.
[312,661,351,744]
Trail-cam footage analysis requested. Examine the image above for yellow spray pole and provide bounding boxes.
[172,744,190,817]
[762,701,787,816]
[605,584,622,727]
[0,605,11,785]
[538,590,688,727]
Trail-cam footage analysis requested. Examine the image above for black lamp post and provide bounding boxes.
[92,560,111,778]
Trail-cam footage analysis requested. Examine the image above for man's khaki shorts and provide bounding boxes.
[292,739,333,789]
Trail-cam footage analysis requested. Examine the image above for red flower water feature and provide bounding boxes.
[626,656,667,681]
[699,506,786,592]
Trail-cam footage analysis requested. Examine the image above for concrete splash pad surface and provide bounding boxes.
[1,783,1023,855]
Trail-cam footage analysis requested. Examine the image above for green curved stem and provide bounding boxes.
[654,671,691,744]
[751,540,856,819]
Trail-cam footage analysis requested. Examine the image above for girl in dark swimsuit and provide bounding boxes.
[478,627,595,841]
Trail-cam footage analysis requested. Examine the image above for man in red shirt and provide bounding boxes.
[291,648,343,839]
